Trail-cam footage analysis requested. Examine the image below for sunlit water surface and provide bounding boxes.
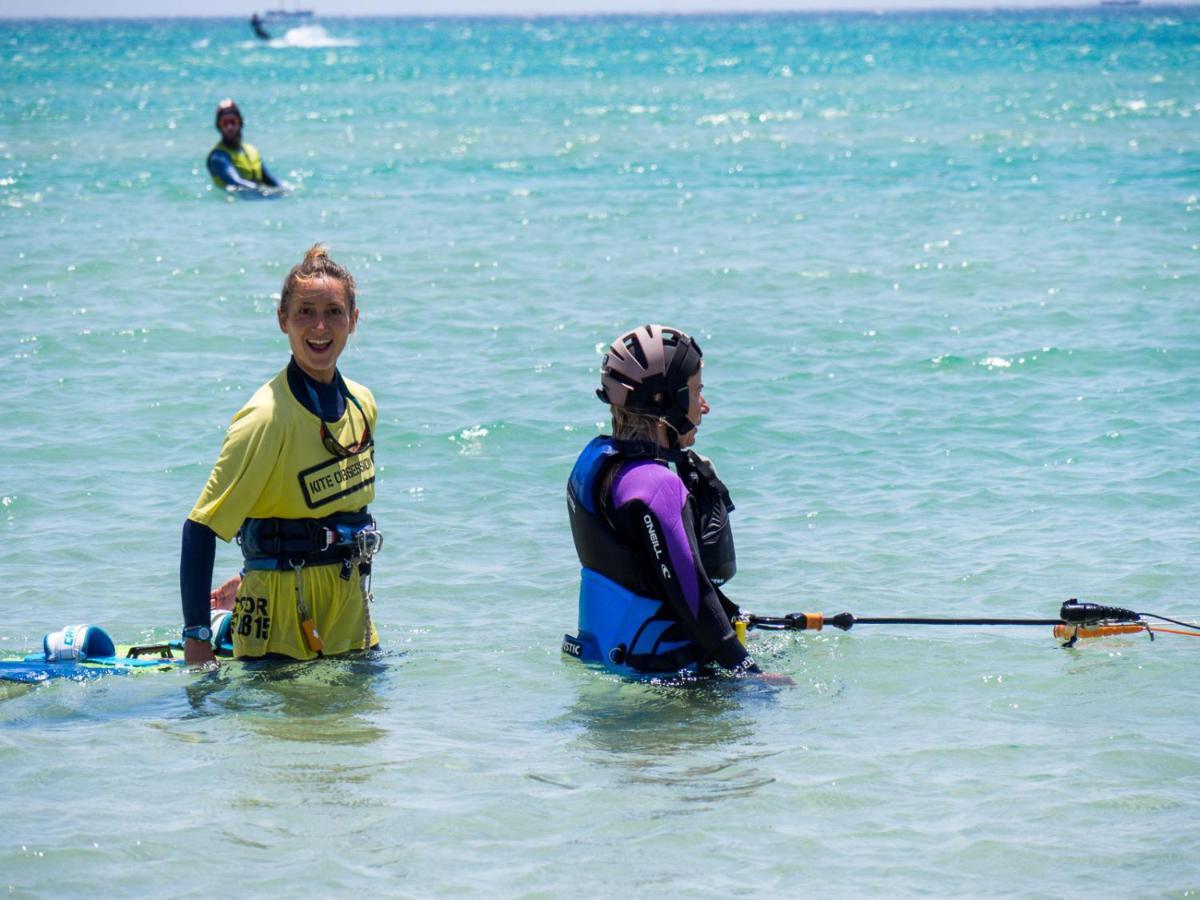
[1,11,1198,895]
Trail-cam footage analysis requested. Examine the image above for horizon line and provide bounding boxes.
[2,2,1195,20]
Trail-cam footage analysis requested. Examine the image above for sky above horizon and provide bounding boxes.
[1,0,1177,18]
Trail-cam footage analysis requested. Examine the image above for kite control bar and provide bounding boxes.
[743,600,1200,647]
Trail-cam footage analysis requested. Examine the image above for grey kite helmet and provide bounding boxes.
[596,324,703,435]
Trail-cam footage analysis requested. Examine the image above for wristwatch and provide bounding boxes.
[182,625,213,643]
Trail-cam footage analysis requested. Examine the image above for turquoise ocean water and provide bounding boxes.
[2,9,1198,894]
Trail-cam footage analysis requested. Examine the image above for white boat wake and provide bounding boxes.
[269,25,358,48]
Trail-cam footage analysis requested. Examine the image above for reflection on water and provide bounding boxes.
[556,670,784,803]
[566,675,751,754]
[0,681,38,704]
[183,650,397,746]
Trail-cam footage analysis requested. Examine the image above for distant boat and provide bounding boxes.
[262,7,315,18]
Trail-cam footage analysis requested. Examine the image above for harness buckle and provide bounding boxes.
[317,527,336,552]
[356,529,383,559]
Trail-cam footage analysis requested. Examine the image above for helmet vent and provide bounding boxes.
[622,333,649,370]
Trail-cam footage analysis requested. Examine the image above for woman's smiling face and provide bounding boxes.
[278,276,358,383]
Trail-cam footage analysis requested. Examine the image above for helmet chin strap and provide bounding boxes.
[657,415,694,449]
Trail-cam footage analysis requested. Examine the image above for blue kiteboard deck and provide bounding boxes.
[0,641,231,685]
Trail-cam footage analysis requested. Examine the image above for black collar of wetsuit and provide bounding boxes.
[607,438,702,474]
[608,438,664,462]
[286,357,346,422]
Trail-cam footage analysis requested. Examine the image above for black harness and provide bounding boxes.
[672,449,737,585]
[238,508,379,580]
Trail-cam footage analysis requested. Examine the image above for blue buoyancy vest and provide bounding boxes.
[563,436,737,676]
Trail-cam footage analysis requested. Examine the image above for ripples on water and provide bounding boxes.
[1,10,1198,895]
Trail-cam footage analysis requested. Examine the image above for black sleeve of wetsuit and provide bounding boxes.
[625,499,758,673]
[259,162,280,188]
[180,518,217,629]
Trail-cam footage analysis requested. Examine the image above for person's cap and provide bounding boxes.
[215,98,243,127]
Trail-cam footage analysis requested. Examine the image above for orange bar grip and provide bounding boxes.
[1053,623,1145,640]
[803,613,824,631]
[301,618,325,653]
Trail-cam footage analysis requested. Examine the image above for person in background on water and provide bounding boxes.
[180,244,381,666]
[207,99,284,196]
[564,324,790,684]
[250,13,271,40]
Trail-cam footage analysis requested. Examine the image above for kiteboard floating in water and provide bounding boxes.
[0,613,234,685]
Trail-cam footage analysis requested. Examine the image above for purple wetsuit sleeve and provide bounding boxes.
[612,461,753,671]
[613,462,702,617]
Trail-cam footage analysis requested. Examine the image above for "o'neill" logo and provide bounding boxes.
[643,513,671,581]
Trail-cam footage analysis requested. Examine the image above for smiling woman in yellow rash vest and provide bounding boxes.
[179,244,381,666]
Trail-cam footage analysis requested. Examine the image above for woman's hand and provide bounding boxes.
[183,638,218,667]
[755,672,796,687]
[210,574,242,611]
